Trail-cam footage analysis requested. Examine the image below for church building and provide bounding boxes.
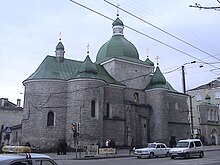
[21,16,190,150]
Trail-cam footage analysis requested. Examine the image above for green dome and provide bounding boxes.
[145,58,154,66]
[78,56,97,74]
[112,17,123,26]
[145,66,167,90]
[96,35,139,64]
[56,41,64,50]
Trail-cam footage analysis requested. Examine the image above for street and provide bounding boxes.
[55,150,220,165]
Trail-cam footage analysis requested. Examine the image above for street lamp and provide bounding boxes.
[181,61,196,94]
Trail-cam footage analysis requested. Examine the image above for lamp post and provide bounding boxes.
[181,61,196,94]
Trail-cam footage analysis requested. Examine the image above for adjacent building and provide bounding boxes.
[0,98,23,145]
[188,79,220,145]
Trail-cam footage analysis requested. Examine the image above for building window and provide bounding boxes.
[175,102,178,111]
[106,103,110,118]
[91,100,96,117]
[198,117,201,124]
[47,111,54,126]
[207,109,211,121]
[195,94,202,102]
[215,91,220,99]
[134,92,139,103]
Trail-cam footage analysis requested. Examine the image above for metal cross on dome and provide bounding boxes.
[155,55,160,66]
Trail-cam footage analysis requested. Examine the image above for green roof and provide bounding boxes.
[24,55,123,86]
[145,58,154,66]
[112,17,124,26]
[56,41,64,50]
[96,35,139,64]
[145,66,179,93]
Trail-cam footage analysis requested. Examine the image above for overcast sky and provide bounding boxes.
[1,0,220,104]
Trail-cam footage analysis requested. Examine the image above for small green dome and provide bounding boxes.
[145,58,154,66]
[145,66,167,90]
[150,66,166,85]
[56,41,64,50]
[96,35,139,63]
[78,56,97,75]
[112,17,123,27]
[205,94,211,100]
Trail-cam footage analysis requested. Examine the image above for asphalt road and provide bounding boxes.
[55,150,220,165]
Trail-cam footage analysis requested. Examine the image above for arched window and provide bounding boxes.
[91,100,96,117]
[47,111,54,126]
[207,109,211,121]
[134,92,139,103]
[106,103,110,118]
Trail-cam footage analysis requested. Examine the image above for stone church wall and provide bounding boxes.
[66,79,105,146]
[22,80,67,150]
[146,89,169,144]
[102,59,153,89]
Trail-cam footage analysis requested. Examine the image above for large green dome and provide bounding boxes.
[96,17,139,64]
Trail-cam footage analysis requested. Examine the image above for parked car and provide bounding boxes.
[169,139,204,159]
[0,145,58,165]
[134,142,170,158]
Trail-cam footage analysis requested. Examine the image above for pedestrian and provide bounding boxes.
[61,139,67,155]
[57,139,61,155]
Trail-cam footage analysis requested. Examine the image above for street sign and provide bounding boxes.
[5,127,12,134]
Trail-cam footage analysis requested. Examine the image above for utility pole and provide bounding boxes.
[189,95,194,137]
[182,65,186,94]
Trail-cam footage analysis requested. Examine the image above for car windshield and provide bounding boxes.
[147,143,156,148]
[176,142,189,148]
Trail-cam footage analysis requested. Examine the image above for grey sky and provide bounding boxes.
[1,0,220,104]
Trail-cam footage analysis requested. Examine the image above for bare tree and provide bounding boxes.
[189,0,220,10]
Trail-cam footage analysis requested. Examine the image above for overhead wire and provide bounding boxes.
[69,0,218,69]
[104,0,220,62]
[121,0,220,55]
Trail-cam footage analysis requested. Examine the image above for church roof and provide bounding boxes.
[24,55,123,86]
[145,66,179,93]
[145,58,154,66]
[56,41,64,50]
[96,17,141,64]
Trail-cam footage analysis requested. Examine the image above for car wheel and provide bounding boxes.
[137,156,141,159]
[199,151,204,158]
[166,152,170,157]
[149,152,154,158]
[171,155,176,159]
[185,152,190,159]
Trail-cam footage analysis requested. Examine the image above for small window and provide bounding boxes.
[190,142,194,148]
[195,94,202,101]
[194,141,202,147]
[215,91,220,99]
[106,103,110,118]
[91,100,96,117]
[134,92,139,103]
[47,112,54,126]
[160,144,166,148]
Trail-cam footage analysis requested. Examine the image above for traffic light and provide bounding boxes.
[71,123,77,133]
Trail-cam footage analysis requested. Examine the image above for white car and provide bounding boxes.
[134,142,170,158]
[169,139,204,159]
[0,145,58,165]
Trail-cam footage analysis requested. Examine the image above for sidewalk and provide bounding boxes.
[46,145,220,160]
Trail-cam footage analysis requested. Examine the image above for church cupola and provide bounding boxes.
[112,17,124,35]
[55,37,65,62]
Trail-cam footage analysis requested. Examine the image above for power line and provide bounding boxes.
[69,0,219,70]
[104,0,220,62]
